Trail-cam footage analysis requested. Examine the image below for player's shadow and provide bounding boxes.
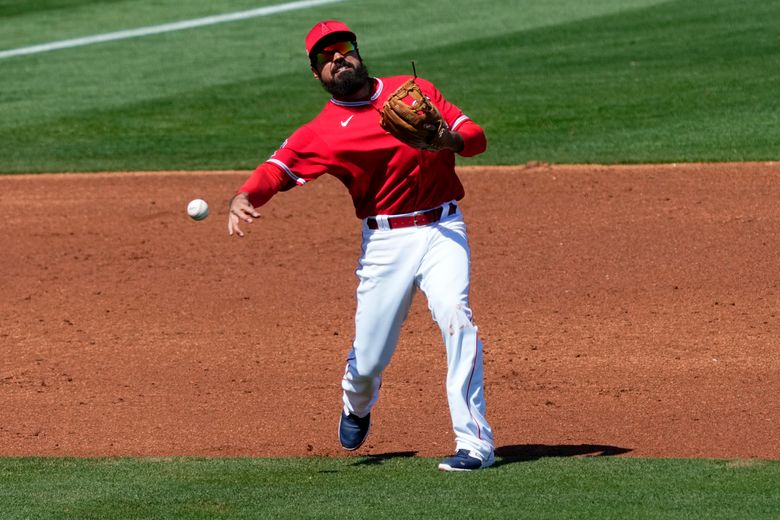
[351,451,418,466]
[494,444,632,467]
[345,445,631,468]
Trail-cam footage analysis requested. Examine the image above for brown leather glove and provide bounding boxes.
[380,79,450,151]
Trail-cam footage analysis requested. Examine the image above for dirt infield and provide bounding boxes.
[1,163,778,460]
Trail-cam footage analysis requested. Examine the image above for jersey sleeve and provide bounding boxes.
[265,125,332,186]
[417,77,487,157]
[452,119,487,157]
[239,125,334,208]
[238,162,293,208]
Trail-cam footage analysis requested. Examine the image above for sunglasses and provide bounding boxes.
[316,41,356,65]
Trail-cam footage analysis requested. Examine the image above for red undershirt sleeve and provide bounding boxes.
[455,120,487,158]
[238,162,295,208]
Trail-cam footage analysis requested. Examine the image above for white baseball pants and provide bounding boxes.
[341,203,494,460]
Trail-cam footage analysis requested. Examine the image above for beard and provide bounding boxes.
[320,59,370,98]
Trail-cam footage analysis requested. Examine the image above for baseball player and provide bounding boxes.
[228,20,494,471]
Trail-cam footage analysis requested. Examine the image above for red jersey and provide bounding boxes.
[239,75,486,219]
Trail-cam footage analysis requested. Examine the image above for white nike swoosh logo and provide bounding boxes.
[340,115,354,127]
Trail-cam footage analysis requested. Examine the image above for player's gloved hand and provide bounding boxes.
[380,79,456,152]
[228,192,261,237]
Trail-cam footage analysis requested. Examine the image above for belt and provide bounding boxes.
[366,202,458,230]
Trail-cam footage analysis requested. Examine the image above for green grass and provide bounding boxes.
[1,456,779,519]
[0,0,777,172]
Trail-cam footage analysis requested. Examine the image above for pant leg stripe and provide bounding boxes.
[465,333,482,441]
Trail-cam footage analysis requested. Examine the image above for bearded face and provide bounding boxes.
[316,51,370,98]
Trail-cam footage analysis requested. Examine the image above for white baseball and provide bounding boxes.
[187,198,209,221]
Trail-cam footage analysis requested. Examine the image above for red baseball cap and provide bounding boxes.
[305,20,357,59]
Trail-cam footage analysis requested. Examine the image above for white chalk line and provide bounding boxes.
[0,0,346,60]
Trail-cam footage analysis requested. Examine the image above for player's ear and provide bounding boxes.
[311,67,320,79]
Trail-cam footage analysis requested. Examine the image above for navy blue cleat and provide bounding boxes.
[339,411,371,450]
[438,449,495,471]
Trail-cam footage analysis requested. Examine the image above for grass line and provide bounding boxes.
[0,0,347,60]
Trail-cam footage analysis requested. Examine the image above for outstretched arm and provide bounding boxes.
[228,163,294,237]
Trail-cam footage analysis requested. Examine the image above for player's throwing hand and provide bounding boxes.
[228,192,260,237]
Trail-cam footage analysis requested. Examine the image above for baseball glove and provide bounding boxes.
[380,79,449,151]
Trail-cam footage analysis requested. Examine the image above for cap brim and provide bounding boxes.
[308,31,357,60]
